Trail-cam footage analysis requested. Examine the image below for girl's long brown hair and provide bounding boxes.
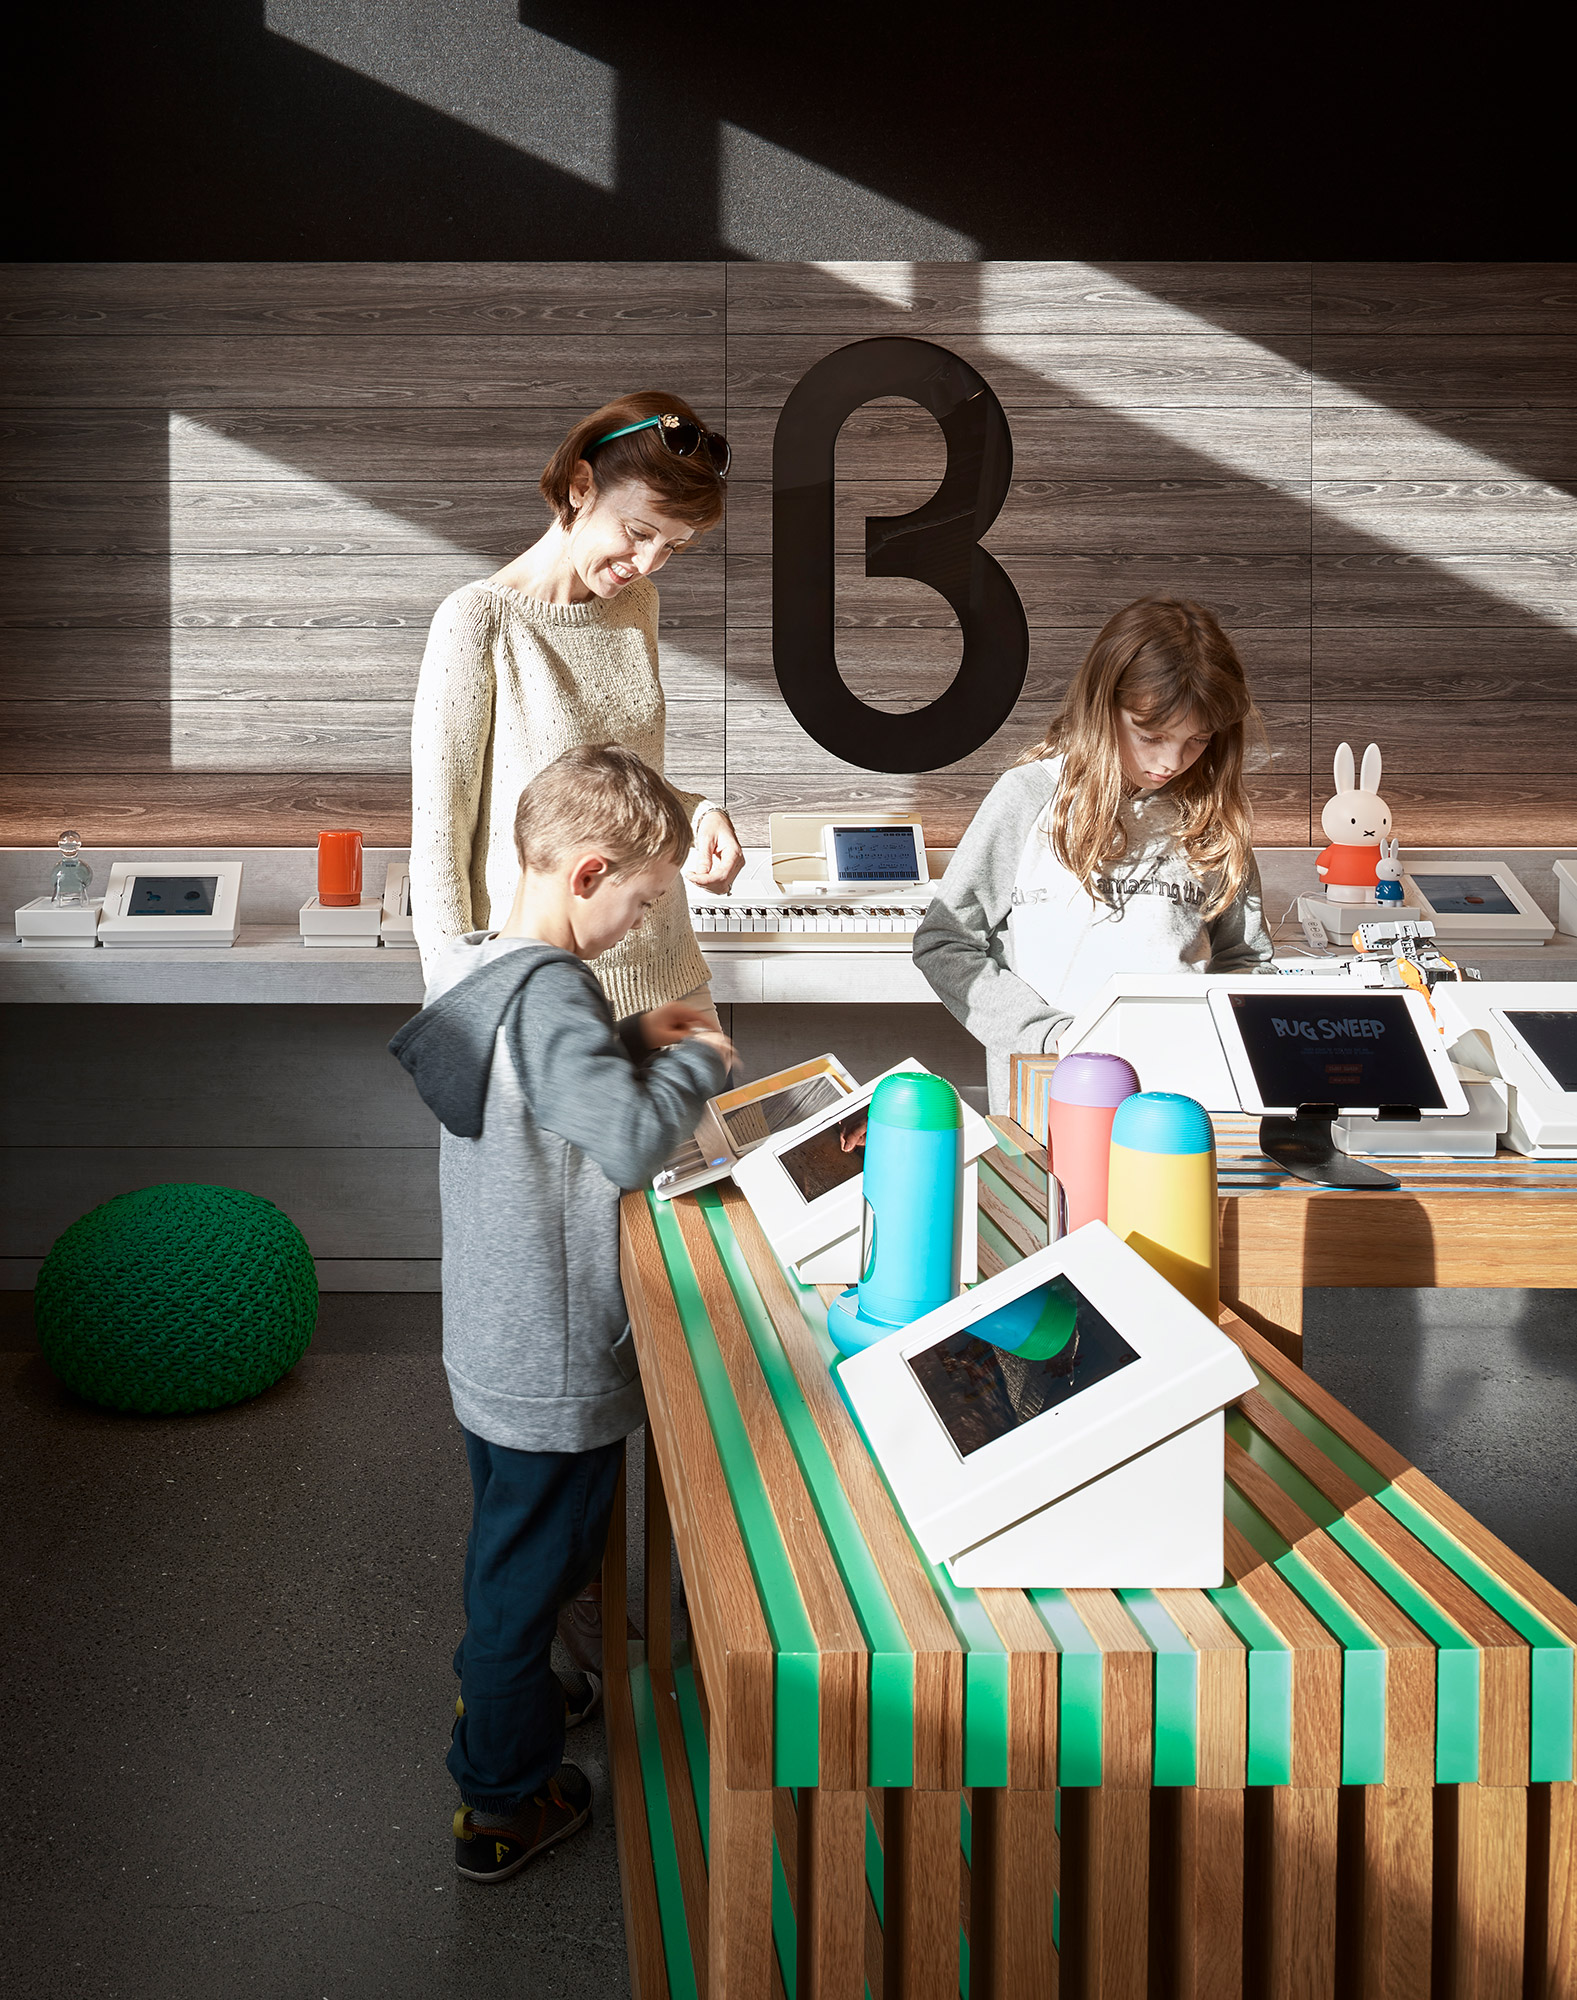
[1019,597,1260,919]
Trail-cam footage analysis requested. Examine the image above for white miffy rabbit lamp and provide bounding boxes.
[1316,742,1392,905]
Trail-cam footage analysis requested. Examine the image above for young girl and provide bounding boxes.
[914,596,1273,1112]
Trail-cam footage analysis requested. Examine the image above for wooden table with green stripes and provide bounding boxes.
[601,1119,1577,2000]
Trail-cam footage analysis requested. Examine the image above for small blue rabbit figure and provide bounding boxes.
[1374,837,1404,905]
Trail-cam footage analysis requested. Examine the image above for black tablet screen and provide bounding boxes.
[126,875,218,917]
[906,1273,1139,1457]
[1227,992,1445,1110]
[1504,1012,1577,1092]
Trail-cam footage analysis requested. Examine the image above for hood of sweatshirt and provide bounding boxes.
[387,940,578,1137]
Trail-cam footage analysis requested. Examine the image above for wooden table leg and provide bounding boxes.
[644,1423,672,1674]
[883,1788,959,2000]
[1223,1286,1304,1365]
[1528,1781,1576,2000]
[1175,1787,1242,2000]
[1249,1787,1337,2000]
[710,1709,776,1999]
[969,1787,1058,1999]
[1436,1785,1527,2000]
[795,1788,866,2000]
[1351,1785,1431,2000]
[1061,1786,1148,1999]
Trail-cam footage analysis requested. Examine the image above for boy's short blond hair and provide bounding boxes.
[513,743,694,878]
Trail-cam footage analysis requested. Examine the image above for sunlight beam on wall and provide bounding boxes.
[721,128,977,260]
[265,0,617,191]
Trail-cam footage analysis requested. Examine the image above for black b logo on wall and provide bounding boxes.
[772,337,1029,774]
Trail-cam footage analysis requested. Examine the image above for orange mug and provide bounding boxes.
[317,829,363,908]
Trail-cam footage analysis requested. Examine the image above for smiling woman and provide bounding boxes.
[409,391,740,1020]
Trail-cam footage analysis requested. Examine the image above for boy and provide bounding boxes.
[390,743,732,1882]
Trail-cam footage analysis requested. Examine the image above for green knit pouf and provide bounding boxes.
[35,1183,318,1414]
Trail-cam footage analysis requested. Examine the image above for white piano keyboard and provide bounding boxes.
[690,901,931,951]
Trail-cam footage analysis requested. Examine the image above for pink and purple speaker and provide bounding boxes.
[1046,1052,1140,1234]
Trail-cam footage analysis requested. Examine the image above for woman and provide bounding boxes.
[409,391,742,1022]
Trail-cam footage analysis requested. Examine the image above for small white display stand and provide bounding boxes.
[1555,859,1577,939]
[1300,892,1423,941]
[835,1222,1255,1588]
[1334,1066,1508,1158]
[733,1059,995,1285]
[98,860,243,947]
[14,897,103,947]
[381,862,418,949]
[1435,980,1577,1156]
[299,896,383,948]
[1400,860,1553,944]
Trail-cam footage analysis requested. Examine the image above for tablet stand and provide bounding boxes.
[1258,1104,1402,1190]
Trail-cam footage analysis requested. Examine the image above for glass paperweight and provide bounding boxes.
[50,829,93,906]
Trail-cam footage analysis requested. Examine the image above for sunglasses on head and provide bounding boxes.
[592,411,731,479]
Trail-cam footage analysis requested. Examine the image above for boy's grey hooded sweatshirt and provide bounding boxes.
[914,758,1271,1111]
[390,933,725,1453]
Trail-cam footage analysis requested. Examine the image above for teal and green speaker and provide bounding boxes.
[828,1071,963,1356]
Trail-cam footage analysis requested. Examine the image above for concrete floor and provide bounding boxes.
[4,1284,1575,1998]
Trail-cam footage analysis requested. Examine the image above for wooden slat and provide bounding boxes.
[1061,1784,1150,2000]
[1155,1589,1248,1790]
[1066,1590,1156,1790]
[1312,407,1577,481]
[0,261,728,335]
[974,1588,1059,1792]
[1531,1781,1577,2000]
[1352,1784,1432,2000]
[651,1662,714,1997]
[1175,1788,1244,2000]
[603,1459,673,2000]
[1311,337,1577,406]
[790,1788,865,2000]
[1437,1786,1528,2000]
[670,1198,867,1792]
[968,1786,1059,1999]
[882,1790,958,2000]
[1311,551,1577,627]
[0,333,726,407]
[1261,1787,1339,2000]
[1223,1521,1343,1789]
[1223,1285,1304,1364]
[0,770,418,846]
[1312,265,1577,336]
[621,1198,776,1791]
[717,1187,965,1791]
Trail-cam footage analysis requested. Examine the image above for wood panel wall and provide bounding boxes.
[2,262,1573,850]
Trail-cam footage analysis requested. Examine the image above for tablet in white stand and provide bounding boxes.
[1434,981,1577,1156]
[1208,986,1468,1188]
[97,860,244,947]
[836,1222,1255,1588]
[733,1059,995,1285]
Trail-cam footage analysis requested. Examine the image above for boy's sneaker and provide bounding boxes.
[451,1670,601,1730]
[453,1764,592,1882]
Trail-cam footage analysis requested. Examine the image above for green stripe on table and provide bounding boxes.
[1028,1589,1104,1787]
[1378,1487,1574,1784]
[1206,1583,1292,1786]
[630,1658,700,2000]
[1119,1589,1199,1787]
[648,1193,820,1787]
[695,1187,917,1788]
[671,1654,797,1999]
[1235,1388,1483,1783]
[1222,1480,1386,1786]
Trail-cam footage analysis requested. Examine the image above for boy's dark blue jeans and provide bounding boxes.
[447,1427,624,1812]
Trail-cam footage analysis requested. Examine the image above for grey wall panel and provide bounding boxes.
[1,1148,440,1259]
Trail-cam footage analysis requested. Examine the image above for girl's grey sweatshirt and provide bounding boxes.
[391,933,726,1453]
[913,757,1272,1112]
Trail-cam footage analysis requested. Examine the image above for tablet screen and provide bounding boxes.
[1504,1011,1577,1092]
[126,875,218,917]
[718,1073,846,1151]
[906,1273,1139,1457]
[777,1107,869,1203]
[1412,873,1519,917]
[1226,992,1445,1111]
[829,825,921,883]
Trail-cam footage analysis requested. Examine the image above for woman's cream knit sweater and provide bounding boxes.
[409,576,714,1018]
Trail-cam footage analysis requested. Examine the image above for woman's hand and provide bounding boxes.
[688,808,745,893]
[636,1002,737,1072]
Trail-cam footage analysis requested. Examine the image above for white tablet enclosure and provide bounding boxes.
[1208,986,1467,1119]
[821,820,928,891]
[733,1059,996,1286]
[837,1222,1256,1587]
[1056,973,1361,1112]
[1401,860,1553,943]
[1435,981,1577,1154]
[97,859,244,946]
